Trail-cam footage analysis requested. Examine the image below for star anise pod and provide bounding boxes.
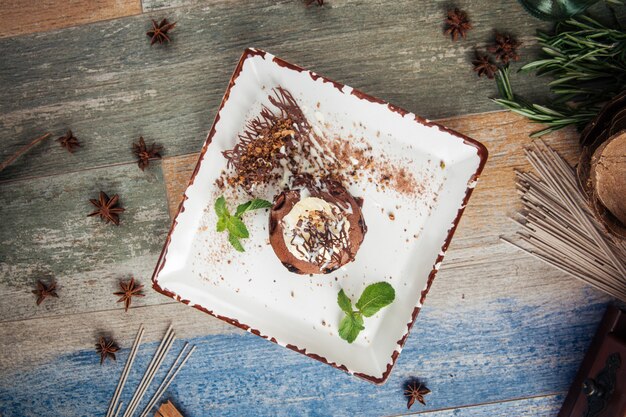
[88,191,125,225]
[472,53,498,79]
[147,18,176,45]
[114,277,145,312]
[32,280,58,305]
[57,130,80,153]
[305,0,324,5]
[133,137,163,171]
[405,381,431,409]
[488,32,521,64]
[96,336,119,365]
[444,8,472,41]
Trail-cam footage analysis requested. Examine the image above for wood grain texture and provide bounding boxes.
[0,0,142,38]
[161,153,198,218]
[0,297,603,416]
[0,162,171,322]
[0,302,237,371]
[0,2,613,414]
[0,111,609,416]
[0,0,549,182]
[410,395,564,416]
[156,400,184,417]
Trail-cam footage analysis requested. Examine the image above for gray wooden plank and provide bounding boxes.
[0,162,171,322]
[0,302,237,371]
[0,0,549,182]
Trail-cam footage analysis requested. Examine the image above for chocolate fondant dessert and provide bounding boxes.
[219,87,375,272]
[269,178,366,274]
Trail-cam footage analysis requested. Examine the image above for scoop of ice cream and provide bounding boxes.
[282,196,351,267]
[269,180,366,274]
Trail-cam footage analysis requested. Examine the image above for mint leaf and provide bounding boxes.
[235,198,272,217]
[228,217,249,238]
[338,312,364,344]
[355,282,395,317]
[336,282,396,343]
[216,217,227,232]
[337,289,353,314]
[214,196,269,253]
[228,233,245,252]
[247,198,273,211]
[234,201,251,218]
[214,196,228,218]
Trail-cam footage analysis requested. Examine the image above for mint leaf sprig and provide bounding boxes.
[337,282,395,344]
[214,196,272,252]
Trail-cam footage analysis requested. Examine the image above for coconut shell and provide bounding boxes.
[578,91,626,240]
[580,130,626,240]
[577,145,594,199]
[591,131,626,237]
[609,107,626,136]
[580,90,626,149]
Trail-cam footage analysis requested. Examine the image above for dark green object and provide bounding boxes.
[582,353,621,417]
[493,15,626,136]
[337,283,395,343]
[214,196,272,252]
[517,0,600,20]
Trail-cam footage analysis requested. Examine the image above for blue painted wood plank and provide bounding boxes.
[0,296,607,417]
[412,395,564,416]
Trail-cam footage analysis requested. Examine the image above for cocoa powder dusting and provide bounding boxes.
[394,168,420,195]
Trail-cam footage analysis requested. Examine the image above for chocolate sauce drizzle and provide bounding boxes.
[222,88,322,191]
[288,209,350,269]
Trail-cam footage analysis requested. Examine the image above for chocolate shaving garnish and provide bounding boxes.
[222,88,317,191]
[222,87,325,192]
[288,209,350,268]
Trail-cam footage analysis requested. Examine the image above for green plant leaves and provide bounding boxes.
[338,312,365,344]
[336,282,395,344]
[228,217,249,239]
[355,282,396,317]
[215,196,228,218]
[517,0,599,21]
[228,234,245,252]
[492,14,626,136]
[216,217,227,233]
[235,198,273,217]
[337,289,353,313]
[214,196,271,252]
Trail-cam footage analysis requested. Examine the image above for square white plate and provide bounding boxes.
[152,48,487,384]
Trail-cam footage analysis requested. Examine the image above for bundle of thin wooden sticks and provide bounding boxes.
[106,324,196,417]
[502,140,626,301]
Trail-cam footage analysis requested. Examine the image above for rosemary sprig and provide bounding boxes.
[492,14,626,137]
[494,67,599,136]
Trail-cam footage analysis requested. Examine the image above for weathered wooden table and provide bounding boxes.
[0,1,611,416]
